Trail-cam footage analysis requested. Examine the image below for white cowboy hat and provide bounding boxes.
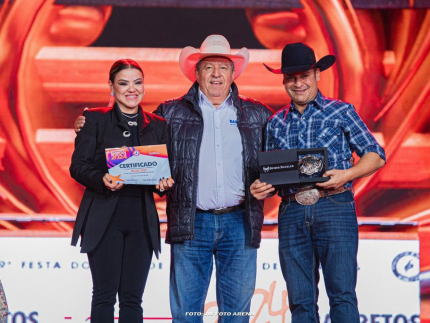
[179,34,250,82]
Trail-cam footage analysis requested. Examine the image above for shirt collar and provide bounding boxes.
[314,90,325,110]
[198,87,233,110]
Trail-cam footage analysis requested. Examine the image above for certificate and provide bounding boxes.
[105,144,171,185]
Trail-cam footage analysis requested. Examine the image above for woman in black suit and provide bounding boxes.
[70,59,173,323]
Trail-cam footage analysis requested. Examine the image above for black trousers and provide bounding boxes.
[87,193,153,323]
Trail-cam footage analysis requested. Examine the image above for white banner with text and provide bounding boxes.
[0,238,419,322]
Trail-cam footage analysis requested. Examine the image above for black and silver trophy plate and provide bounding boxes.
[258,147,329,187]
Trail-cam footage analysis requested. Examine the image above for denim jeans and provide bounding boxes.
[278,191,359,323]
[170,209,257,323]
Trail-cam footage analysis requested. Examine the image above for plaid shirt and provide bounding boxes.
[265,91,386,194]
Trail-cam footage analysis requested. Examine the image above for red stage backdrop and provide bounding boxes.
[0,0,429,320]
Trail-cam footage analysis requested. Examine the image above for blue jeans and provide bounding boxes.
[278,191,359,323]
[170,209,257,323]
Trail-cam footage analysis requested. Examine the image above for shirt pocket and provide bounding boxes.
[315,120,341,150]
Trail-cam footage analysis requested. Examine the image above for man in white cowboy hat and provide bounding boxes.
[155,34,273,322]
[250,42,386,322]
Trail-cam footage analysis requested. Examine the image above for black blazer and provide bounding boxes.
[70,104,167,257]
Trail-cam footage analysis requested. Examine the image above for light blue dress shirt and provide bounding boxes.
[196,88,245,210]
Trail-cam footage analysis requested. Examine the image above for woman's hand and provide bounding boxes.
[103,173,124,191]
[156,177,175,192]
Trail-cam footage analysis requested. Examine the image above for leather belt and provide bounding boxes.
[196,203,245,215]
[282,186,351,205]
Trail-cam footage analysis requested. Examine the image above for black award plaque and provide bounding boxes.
[258,147,329,187]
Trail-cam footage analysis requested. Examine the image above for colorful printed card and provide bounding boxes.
[105,144,171,185]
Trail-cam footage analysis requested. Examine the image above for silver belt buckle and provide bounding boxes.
[214,208,225,215]
[298,155,324,175]
[295,186,320,205]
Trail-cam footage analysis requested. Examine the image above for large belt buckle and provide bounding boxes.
[295,186,320,206]
[298,155,323,176]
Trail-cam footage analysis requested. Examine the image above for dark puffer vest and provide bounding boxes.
[154,82,274,248]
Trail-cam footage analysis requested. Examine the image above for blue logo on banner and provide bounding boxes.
[392,251,419,282]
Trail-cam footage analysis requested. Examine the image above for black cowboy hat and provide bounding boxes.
[264,42,336,74]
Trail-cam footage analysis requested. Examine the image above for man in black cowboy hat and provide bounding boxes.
[251,42,386,322]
